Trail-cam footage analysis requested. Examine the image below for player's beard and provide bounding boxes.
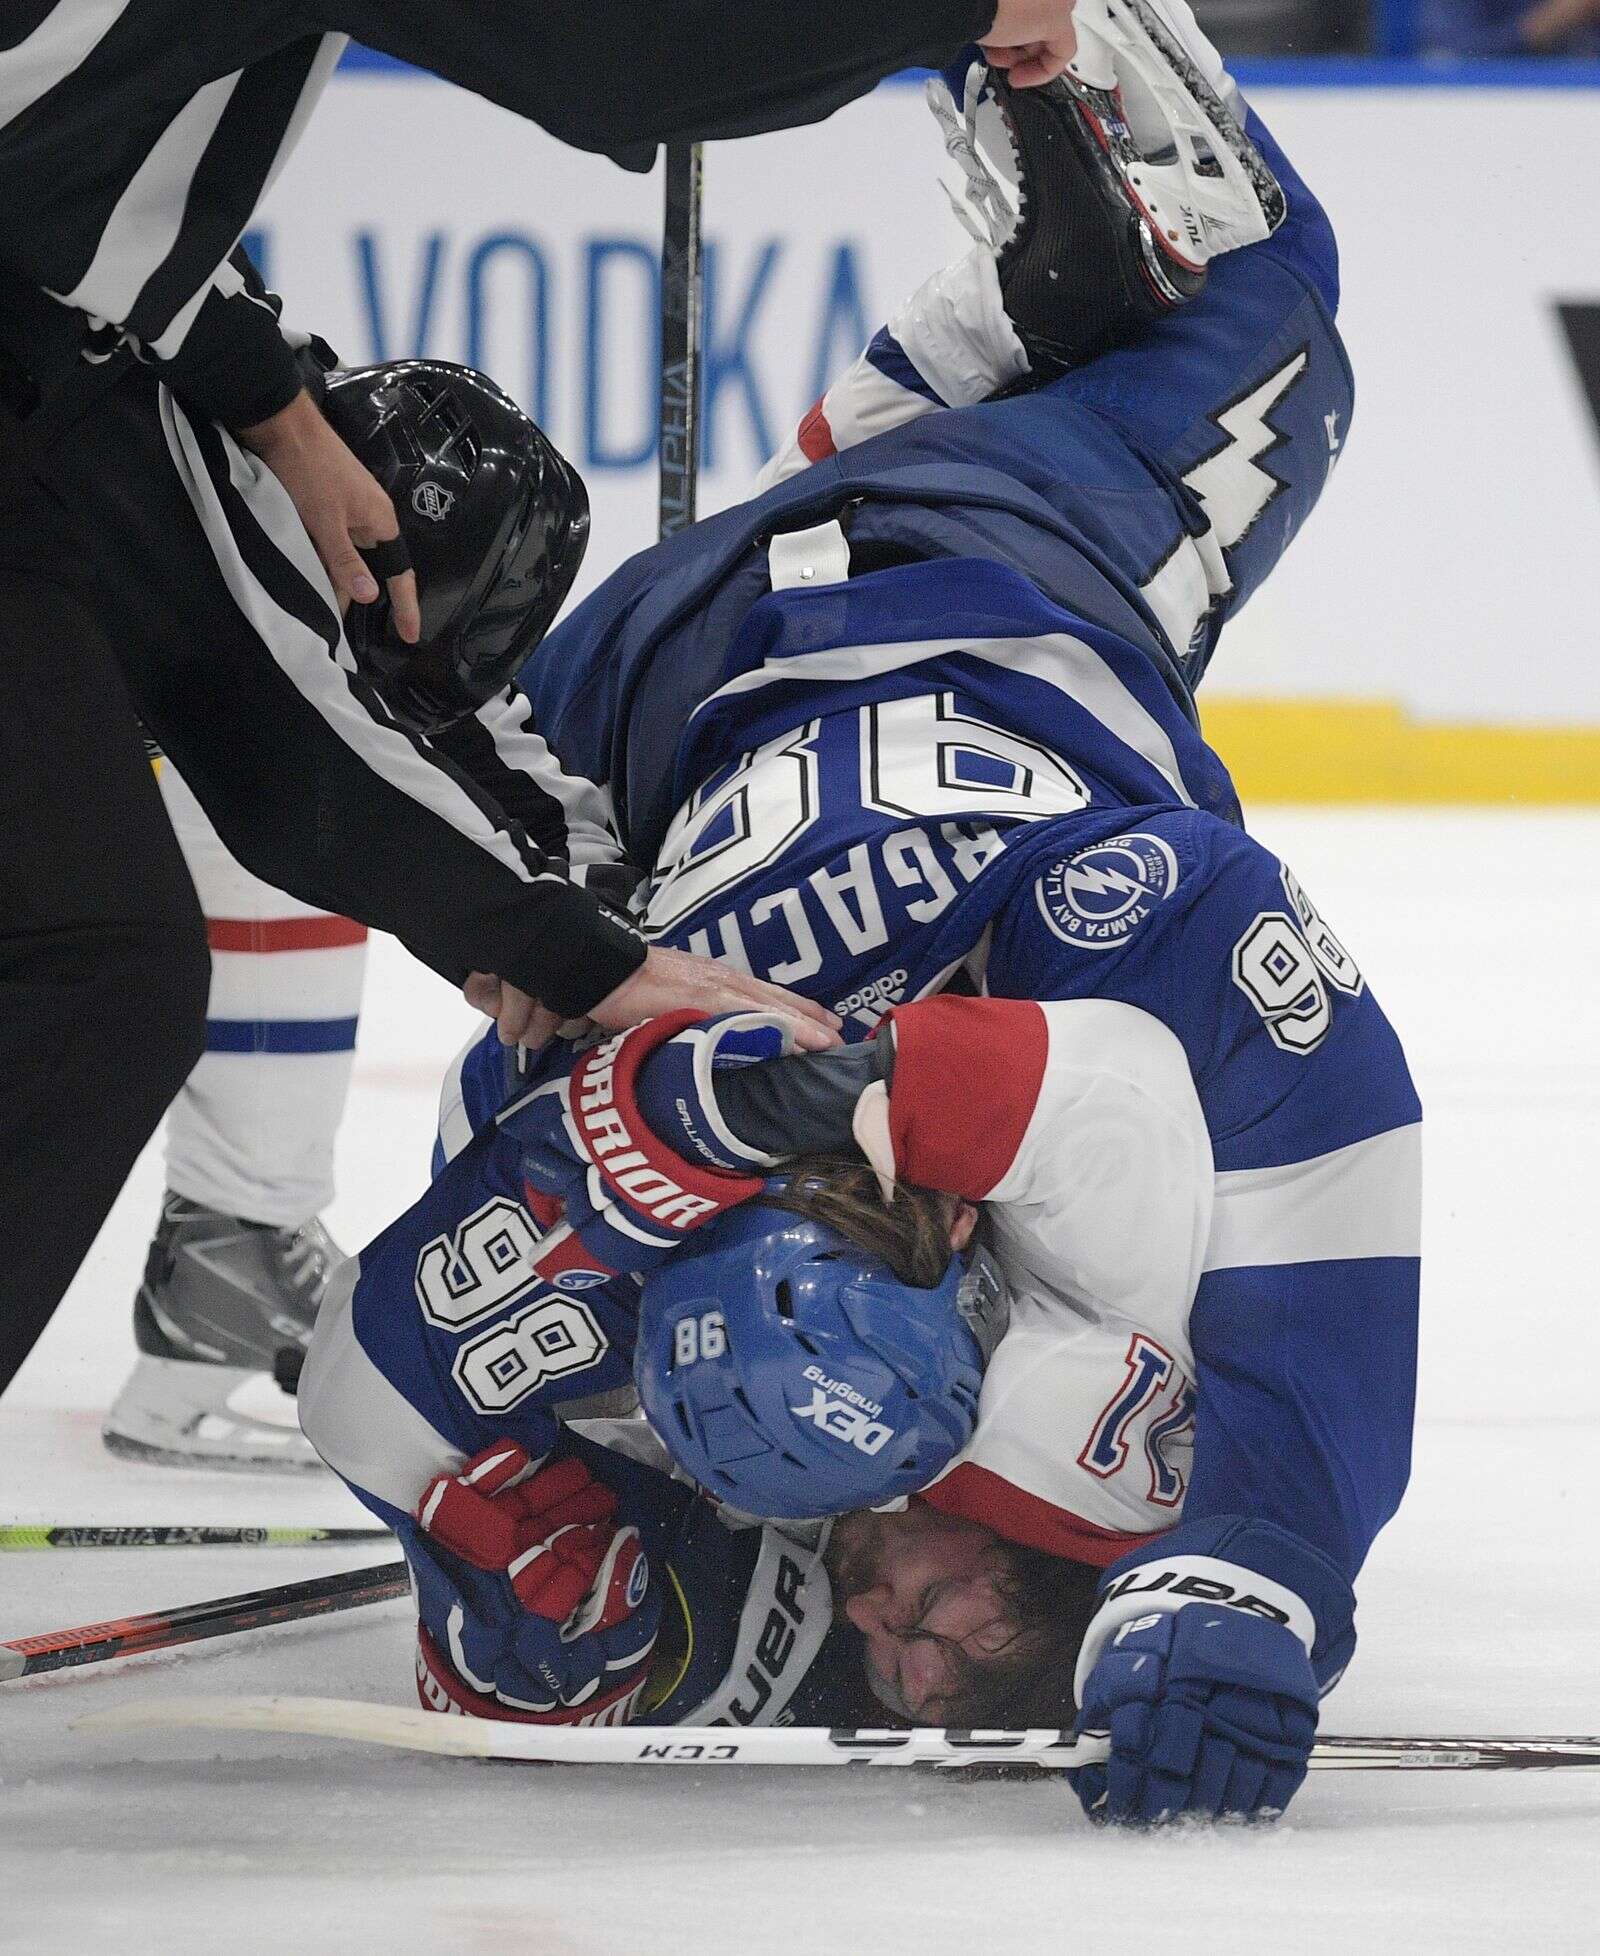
[823,1509,888,1609]
[823,1512,917,1718]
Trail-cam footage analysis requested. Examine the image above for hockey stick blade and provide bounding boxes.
[2,1560,408,1680]
[0,1524,392,1551]
[74,1698,1600,1773]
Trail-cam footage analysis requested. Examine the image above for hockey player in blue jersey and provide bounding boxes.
[303,0,1418,1826]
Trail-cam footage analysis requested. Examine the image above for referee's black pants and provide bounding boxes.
[0,558,210,1398]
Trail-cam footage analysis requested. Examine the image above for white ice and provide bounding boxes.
[2,809,1597,1956]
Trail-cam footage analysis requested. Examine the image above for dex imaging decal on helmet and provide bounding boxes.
[1034,832,1180,950]
[791,1372,896,1457]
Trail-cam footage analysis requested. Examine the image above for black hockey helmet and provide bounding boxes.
[321,359,588,726]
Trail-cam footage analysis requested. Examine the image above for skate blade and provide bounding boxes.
[102,1355,327,1475]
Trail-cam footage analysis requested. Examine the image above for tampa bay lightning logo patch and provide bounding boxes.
[1035,833,1180,950]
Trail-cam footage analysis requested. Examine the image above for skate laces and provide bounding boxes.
[926,66,1022,257]
[279,1220,338,1292]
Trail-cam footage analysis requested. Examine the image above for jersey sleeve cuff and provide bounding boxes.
[1074,1514,1360,1701]
[508,883,647,1019]
[158,286,305,431]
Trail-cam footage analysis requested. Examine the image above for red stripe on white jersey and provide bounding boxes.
[919,1464,1159,1568]
[884,996,1049,1200]
[207,916,368,953]
[796,400,837,464]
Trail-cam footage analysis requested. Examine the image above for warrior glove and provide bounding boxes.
[411,1441,660,1726]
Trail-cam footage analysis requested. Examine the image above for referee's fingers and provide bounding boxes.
[386,566,421,645]
[326,529,378,608]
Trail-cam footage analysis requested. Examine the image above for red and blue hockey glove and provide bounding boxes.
[409,1441,660,1726]
[501,1011,792,1290]
[1067,1519,1354,1825]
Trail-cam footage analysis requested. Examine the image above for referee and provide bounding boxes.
[0,2,1078,1397]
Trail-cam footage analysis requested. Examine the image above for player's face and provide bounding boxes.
[830,1503,1021,1720]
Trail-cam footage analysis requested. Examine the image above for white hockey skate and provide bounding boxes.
[1064,0,1285,270]
[927,0,1284,371]
[102,1194,341,1473]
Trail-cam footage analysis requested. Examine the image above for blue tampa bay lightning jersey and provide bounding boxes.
[305,530,1418,1634]
[630,554,1241,1036]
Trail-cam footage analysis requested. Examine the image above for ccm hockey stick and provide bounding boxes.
[0,1524,391,1552]
[1,1560,408,1681]
[657,141,705,538]
[76,1697,1600,1775]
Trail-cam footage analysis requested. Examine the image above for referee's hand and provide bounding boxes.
[982,0,1078,85]
[239,388,422,644]
[466,950,843,1056]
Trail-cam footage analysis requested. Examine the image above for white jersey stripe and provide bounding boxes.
[297,1258,463,1517]
[481,687,627,872]
[1205,1122,1423,1272]
[145,37,342,363]
[692,631,1199,809]
[0,1,129,133]
[158,390,567,888]
[436,1033,483,1167]
[57,70,242,325]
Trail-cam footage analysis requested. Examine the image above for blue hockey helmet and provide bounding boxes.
[634,1198,1010,1520]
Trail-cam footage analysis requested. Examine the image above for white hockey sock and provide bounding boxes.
[890,245,1030,407]
[158,764,367,1227]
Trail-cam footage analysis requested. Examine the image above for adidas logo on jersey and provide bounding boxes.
[834,968,908,1029]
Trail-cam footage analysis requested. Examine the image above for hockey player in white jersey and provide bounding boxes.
[302,0,1416,1826]
[101,761,362,1472]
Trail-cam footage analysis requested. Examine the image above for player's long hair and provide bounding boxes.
[766,1154,964,1289]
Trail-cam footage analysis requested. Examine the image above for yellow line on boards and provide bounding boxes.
[1199,698,1600,804]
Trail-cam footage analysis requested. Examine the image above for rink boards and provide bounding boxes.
[243,70,1600,798]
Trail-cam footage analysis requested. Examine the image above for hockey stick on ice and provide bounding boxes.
[74,1697,1600,1774]
[0,1560,408,1681]
[0,1524,391,1552]
[657,140,704,538]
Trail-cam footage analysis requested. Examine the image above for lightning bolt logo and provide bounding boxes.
[1059,861,1149,904]
[1182,348,1310,557]
[1035,833,1180,951]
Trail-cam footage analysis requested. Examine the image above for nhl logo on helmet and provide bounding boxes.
[411,479,456,522]
[1035,831,1180,950]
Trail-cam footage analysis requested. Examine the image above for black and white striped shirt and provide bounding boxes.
[0,0,990,427]
[0,0,989,1018]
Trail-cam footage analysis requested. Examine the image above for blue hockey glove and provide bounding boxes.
[1066,1518,1355,1825]
[498,1011,792,1290]
[1069,1602,1319,1824]
[409,1440,661,1725]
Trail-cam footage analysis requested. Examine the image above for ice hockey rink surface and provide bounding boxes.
[3,809,1596,1956]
